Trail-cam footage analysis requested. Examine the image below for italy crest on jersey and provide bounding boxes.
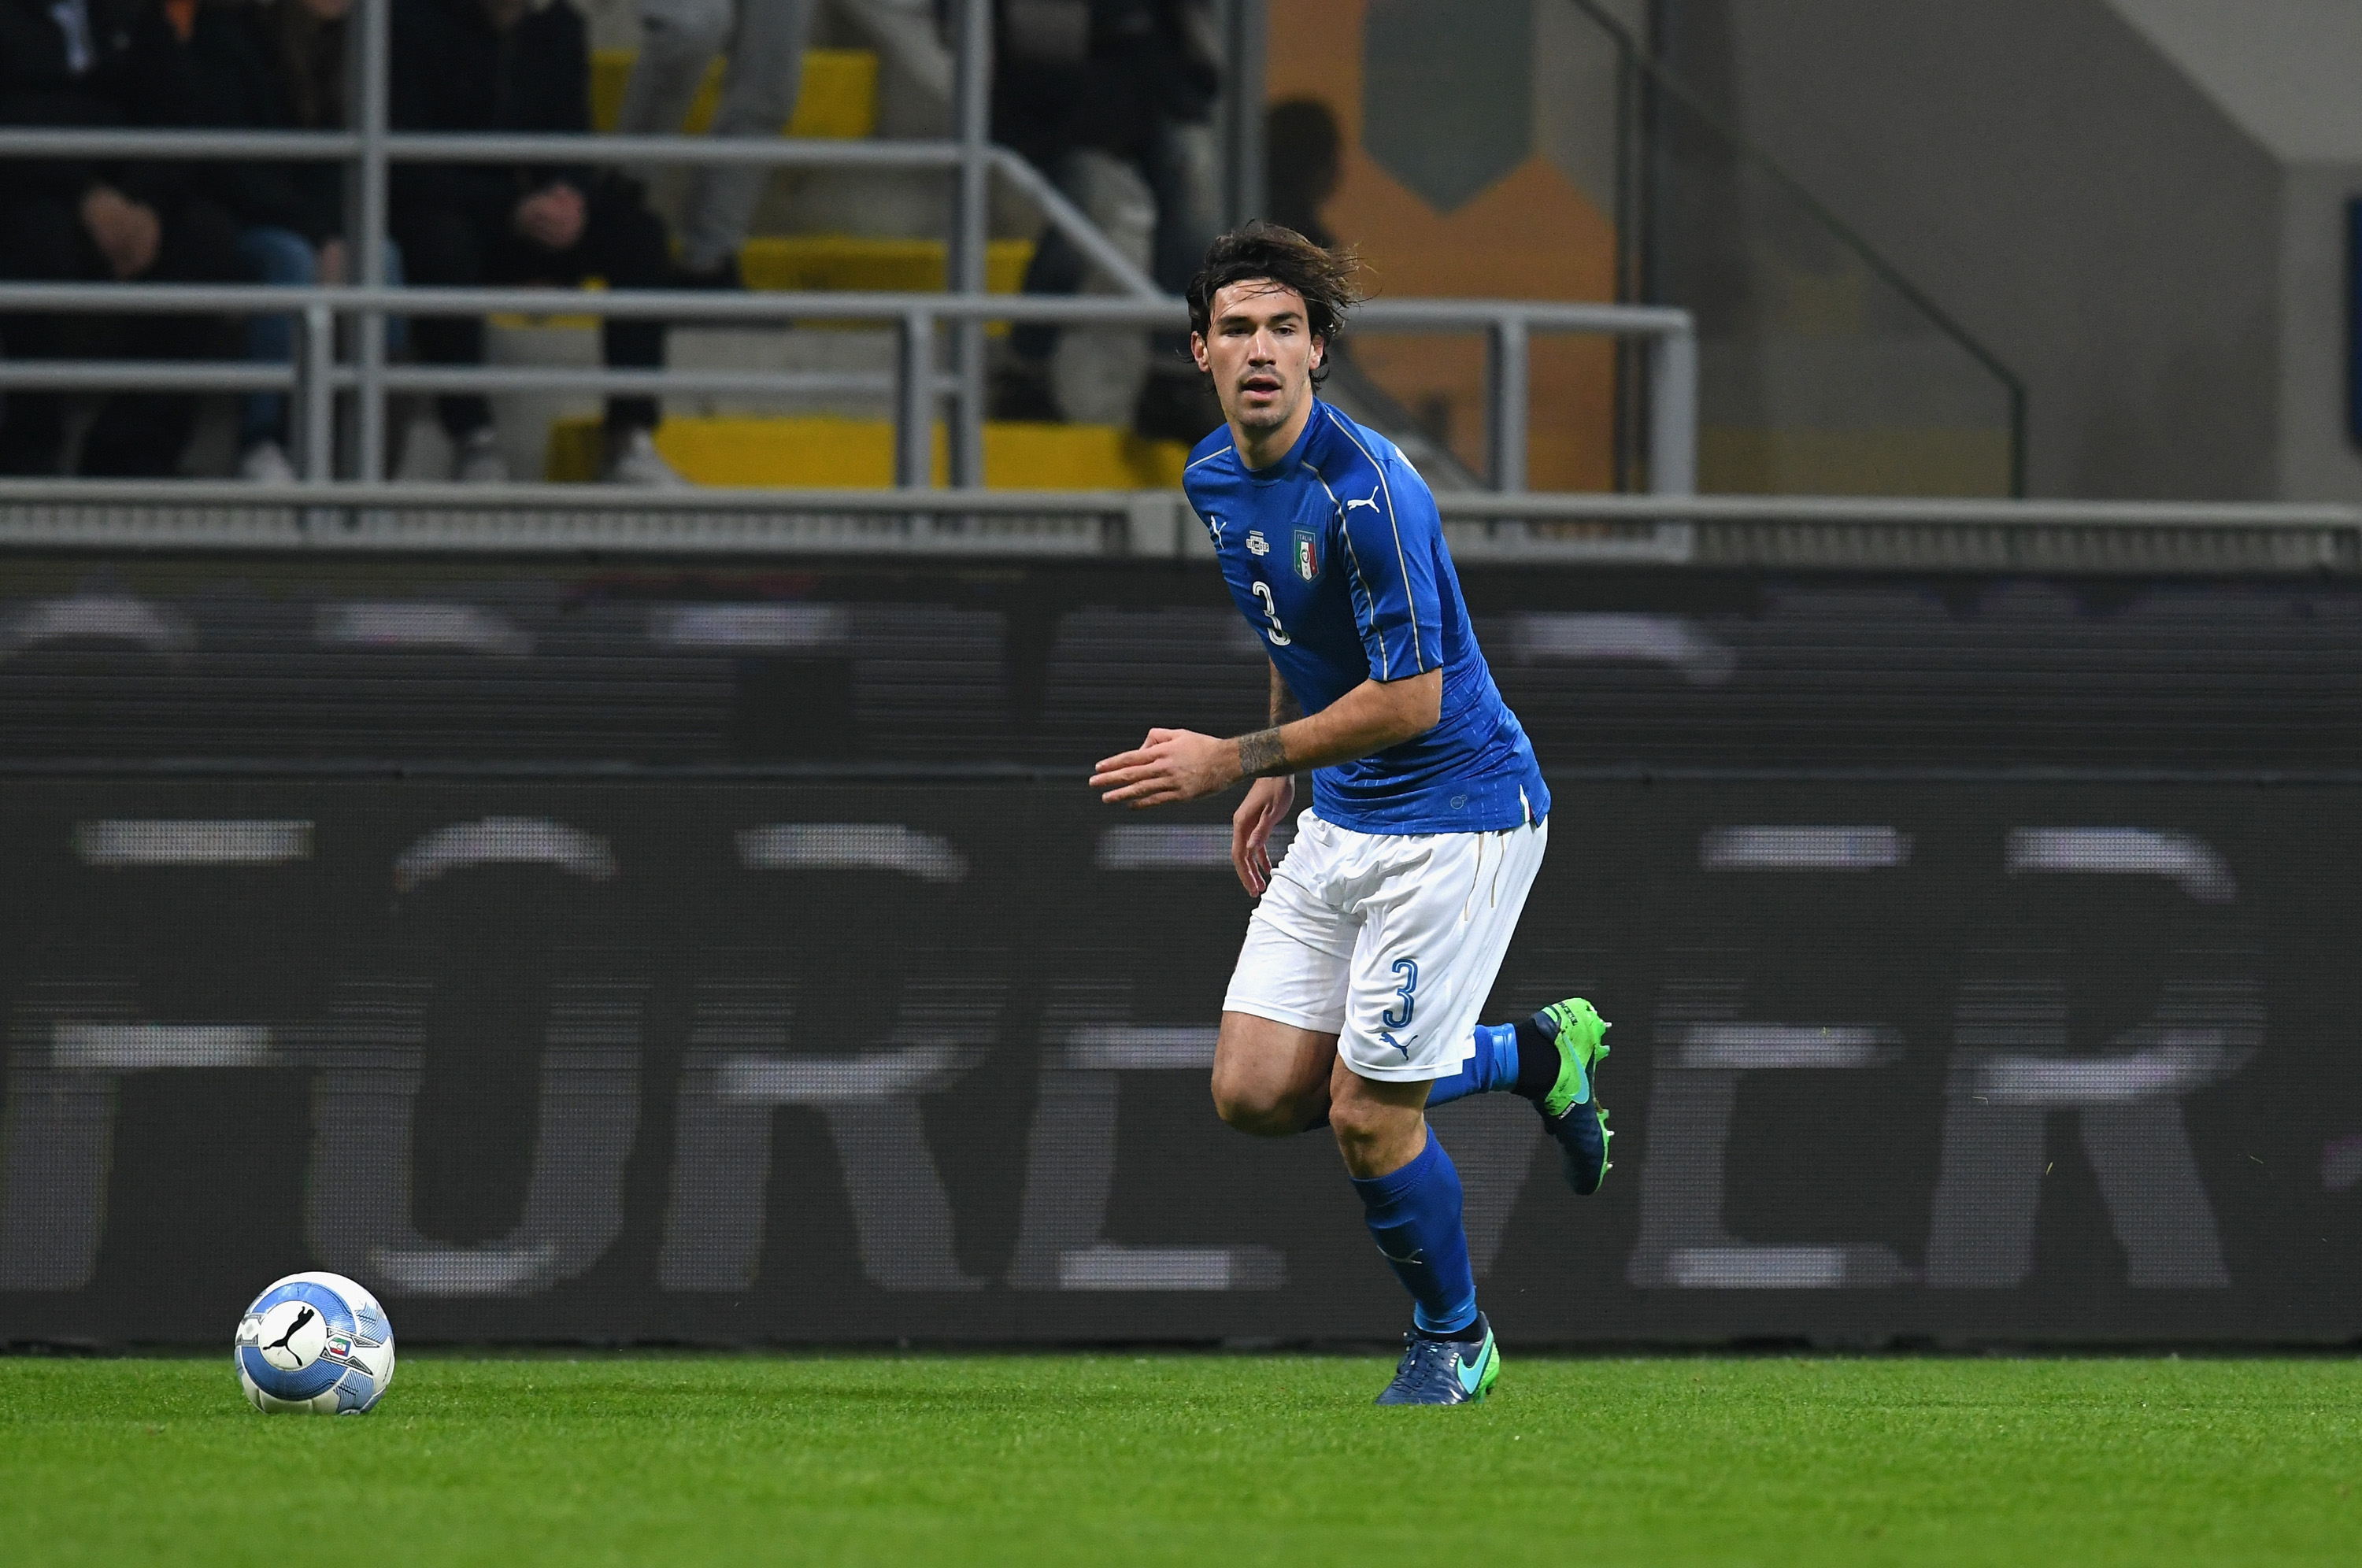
[1292,527,1321,582]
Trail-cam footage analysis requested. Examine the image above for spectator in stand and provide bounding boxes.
[389,0,683,485]
[1263,98,1340,252]
[612,0,813,288]
[0,0,250,475]
[143,0,408,483]
[992,0,1223,436]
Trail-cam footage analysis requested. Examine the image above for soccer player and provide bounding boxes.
[1089,223,1612,1406]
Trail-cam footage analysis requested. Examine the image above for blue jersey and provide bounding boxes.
[1182,400,1550,834]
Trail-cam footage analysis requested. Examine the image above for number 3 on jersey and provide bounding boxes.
[1251,580,1292,646]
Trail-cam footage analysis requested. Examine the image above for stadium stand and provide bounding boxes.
[0,0,1712,498]
[0,0,250,477]
[387,0,685,485]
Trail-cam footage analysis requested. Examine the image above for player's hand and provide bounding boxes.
[1090,727,1242,808]
[1231,775,1294,895]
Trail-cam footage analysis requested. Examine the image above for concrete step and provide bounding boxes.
[476,231,1032,314]
[546,414,1187,488]
[590,47,879,139]
[451,321,903,482]
[470,228,1038,460]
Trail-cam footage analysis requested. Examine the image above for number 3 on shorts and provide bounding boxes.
[1382,957,1418,1029]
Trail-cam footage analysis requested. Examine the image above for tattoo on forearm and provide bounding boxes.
[1238,727,1290,778]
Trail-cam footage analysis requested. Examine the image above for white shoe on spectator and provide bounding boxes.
[602,426,687,487]
[393,413,451,483]
[238,441,299,485]
[453,427,511,485]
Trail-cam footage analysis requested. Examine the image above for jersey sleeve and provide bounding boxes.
[1338,460,1444,681]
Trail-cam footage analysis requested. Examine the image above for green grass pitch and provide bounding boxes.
[3,1354,2356,1565]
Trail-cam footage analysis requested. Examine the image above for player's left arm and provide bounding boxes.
[1090,667,1440,808]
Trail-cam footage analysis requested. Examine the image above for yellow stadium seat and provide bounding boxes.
[545,414,1187,489]
[589,48,879,139]
[735,236,1034,294]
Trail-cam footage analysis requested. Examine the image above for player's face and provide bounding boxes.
[1192,280,1326,435]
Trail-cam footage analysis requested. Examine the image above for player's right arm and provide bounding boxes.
[1232,661,1300,895]
[1095,662,1439,817]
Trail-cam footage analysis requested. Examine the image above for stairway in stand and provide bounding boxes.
[521,47,1190,488]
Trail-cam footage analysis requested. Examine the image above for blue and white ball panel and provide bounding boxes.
[234,1271,395,1415]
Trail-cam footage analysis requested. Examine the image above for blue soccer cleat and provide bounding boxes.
[1535,997,1612,1196]
[1374,1316,1501,1405]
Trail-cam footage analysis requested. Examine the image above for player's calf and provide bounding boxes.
[1424,999,1615,1193]
[1327,1067,1429,1178]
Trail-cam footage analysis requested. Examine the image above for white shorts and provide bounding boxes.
[1223,810,1549,1082]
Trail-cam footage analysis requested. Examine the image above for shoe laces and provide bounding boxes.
[1384,1335,1472,1400]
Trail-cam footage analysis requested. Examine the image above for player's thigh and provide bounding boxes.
[1216,845,1353,1126]
[1415,819,1548,1055]
[1446,819,1548,1031]
[1337,823,1547,1083]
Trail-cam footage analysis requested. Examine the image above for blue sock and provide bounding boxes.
[1420,1023,1520,1108]
[1349,1134,1479,1337]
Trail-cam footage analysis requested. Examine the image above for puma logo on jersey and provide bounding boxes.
[1345,490,1381,513]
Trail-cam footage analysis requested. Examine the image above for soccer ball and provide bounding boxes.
[234,1271,396,1415]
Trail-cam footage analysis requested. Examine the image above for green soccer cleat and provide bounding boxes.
[1373,1316,1502,1405]
[1535,998,1612,1196]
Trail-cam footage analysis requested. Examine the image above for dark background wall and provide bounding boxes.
[1656,0,2282,500]
[0,553,2356,1347]
[0,773,2350,1348]
[6,556,2362,771]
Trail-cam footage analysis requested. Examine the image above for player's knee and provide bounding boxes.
[1327,1083,1427,1176]
[1325,1092,1388,1151]
[1209,1069,1300,1137]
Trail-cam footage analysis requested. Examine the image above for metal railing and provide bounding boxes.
[0,0,1697,496]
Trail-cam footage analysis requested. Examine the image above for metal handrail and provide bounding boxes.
[0,283,1688,327]
[0,134,1156,296]
[0,129,362,160]
[0,286,1701,494]
[0,480,1144,511]
[0,0,1698,497]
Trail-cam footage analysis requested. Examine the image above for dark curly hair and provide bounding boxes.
[1187,222,1367,387]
